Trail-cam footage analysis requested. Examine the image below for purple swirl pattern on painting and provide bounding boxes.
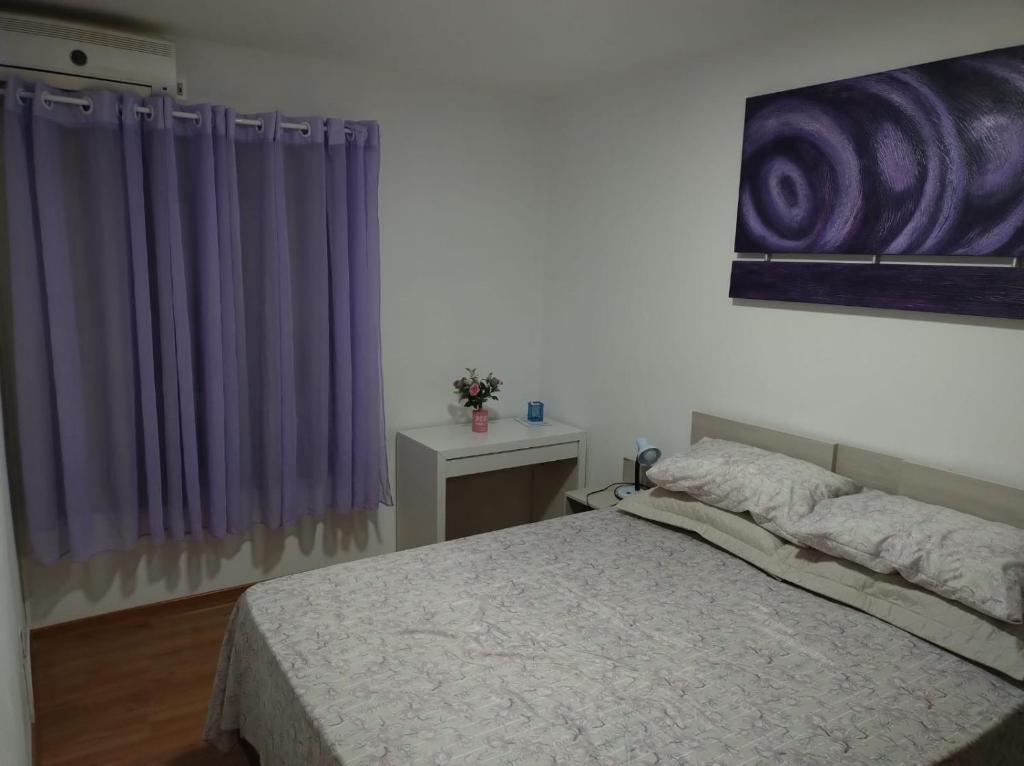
[740,98,862,252]
[954,58,1024,255]
[735,46,1024,256]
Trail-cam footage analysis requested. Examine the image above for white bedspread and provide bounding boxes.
[206,509,1024,765]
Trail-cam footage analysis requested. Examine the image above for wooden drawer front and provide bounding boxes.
[446,441,579,478]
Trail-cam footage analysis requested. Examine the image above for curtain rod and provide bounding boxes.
[0,87,352,137]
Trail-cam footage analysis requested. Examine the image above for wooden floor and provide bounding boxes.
[31,587,252,766]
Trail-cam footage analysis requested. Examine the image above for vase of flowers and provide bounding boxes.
[453,368,502,433]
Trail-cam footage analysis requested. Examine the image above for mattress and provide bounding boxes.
[205,509,1024,765]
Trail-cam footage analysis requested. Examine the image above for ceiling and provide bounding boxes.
[8,0,944,94]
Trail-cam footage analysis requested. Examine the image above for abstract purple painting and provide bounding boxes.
[735,45,1024,257]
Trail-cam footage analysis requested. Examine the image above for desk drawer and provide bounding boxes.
[446,440,579,478]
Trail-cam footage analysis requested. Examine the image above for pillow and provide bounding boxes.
[618,488,1024,680]
[644,438,860,543]
[784,490,1024,624]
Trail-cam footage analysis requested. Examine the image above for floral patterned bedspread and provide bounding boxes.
[205,509,1024,765]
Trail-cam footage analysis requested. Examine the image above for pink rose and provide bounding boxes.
[468,383,480,396]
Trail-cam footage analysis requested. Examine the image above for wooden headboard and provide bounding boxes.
[690,411,836,470]
[834,445,1024,529]
[690,412,1024,529]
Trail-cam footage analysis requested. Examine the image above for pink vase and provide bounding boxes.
[472,409,489,433]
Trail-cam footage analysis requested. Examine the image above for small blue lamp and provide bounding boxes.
[615,437,662,500]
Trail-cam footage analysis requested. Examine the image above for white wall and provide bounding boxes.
[23,37,548,627]
[22,3,1024,628]
[0,396,31,766]
[540,3,1024,491]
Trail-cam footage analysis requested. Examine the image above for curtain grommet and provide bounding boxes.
[300,121,311,137]
[80,98,94,114]
[40,93,54,110]
[256,119,264,133]
[194,113,202,127]
[16,89,31,106]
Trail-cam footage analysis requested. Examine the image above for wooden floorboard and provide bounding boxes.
[32,587,252,766]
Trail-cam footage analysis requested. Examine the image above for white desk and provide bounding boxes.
[396,418,587,550]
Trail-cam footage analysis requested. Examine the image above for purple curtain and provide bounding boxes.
[2,77,391,565]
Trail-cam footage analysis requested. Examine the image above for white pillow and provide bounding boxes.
[785,490,1024,624]
[644,438,860,543]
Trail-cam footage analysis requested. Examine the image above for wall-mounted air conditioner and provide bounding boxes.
[0,11,177,96]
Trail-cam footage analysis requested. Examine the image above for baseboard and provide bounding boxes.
[30,582,252,638]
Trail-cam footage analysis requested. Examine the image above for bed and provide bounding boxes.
[205,413,1024,765]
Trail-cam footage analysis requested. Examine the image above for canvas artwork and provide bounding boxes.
[730,45,1024,320]
[735,45,1024,257]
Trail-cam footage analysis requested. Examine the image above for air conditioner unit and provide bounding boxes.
[0,12,177,96]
